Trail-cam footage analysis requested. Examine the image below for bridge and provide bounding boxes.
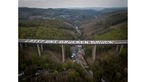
[19,39,127,63]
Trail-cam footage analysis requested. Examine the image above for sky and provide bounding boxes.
[19,0,127,8]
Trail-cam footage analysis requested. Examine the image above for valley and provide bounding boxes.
[19,7,127,82]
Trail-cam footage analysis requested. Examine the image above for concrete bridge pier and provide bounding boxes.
[19,43,23,49]
[119,45,124,54]
[40,44,43,52]
[37,44,41,56]
[92,45,96,63]
[61,45,65,63]
[116,45,124,55]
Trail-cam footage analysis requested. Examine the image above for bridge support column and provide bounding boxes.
[19,43,23,49]
[61,45,65,63]
[37,44,41,56]
[119,45,124,54]
[40,44,43,52]
[116,45,119,55]
[116,45,124,55]
[92,45,96,63]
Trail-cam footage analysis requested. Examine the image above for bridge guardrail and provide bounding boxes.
[19,39,127,45]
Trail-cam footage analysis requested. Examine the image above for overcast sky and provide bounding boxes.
[19,0,127,8]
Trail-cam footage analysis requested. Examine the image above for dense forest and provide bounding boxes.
[19,20,76,39]
[19,7,127,82]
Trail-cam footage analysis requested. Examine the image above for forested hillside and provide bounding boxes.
[81,10,127,40]
[19,7,127,82]
[19,20,76,40]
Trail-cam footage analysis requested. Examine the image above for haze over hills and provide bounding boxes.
[19,7,127,26]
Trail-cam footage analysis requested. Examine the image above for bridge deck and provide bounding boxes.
[19,39,127,45]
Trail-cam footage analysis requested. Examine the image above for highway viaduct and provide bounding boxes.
[19,39,127,63]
